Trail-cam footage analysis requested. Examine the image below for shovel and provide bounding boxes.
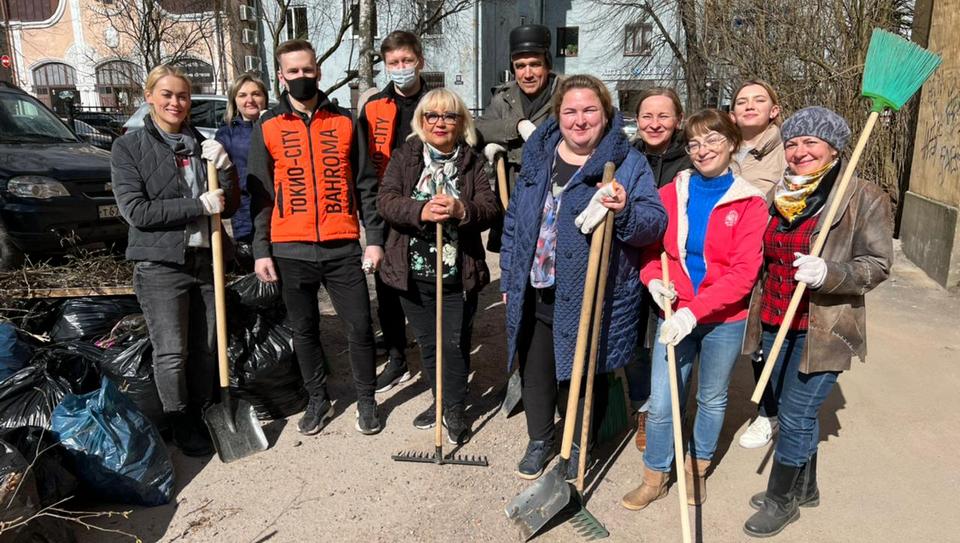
[497,154,524,418]
[392,185,488,467]
[505,162,616,541]
[202,162,269,464]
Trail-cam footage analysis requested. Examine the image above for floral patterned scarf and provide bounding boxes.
[774,158,840,231]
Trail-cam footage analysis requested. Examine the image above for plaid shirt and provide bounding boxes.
[760,217,817,330]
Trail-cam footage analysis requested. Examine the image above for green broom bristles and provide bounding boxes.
[862,28,942,113]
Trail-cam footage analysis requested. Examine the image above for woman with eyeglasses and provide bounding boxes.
[621,109,767,511]
[377,88,500,444]
[500,74,666,481]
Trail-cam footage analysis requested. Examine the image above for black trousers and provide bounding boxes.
[398,279,477,408]
[517,287,608,443]
[275,256,376,401]
[374,271,409,365]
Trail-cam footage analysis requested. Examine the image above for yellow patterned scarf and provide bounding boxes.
[774,159,839,224]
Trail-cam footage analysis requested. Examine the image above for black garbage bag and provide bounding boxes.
[98,321,164,428]
[48,297,141,342]
[0,323,32,382]
[0,426,78,507]
[229,313,307,420]
[0,365,71,430]
[30,343,102,396]
[227,273,282,310]
[0,437,40,526]
[51,378,174,507]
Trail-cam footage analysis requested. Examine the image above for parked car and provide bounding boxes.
[67,119,114,151]
[122,95,228,138]
[0,83,127,269]
[73,110,127,137]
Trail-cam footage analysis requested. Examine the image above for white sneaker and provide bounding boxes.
[739,416,778,449]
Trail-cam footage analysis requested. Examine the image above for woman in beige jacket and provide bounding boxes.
[730,79,787,200]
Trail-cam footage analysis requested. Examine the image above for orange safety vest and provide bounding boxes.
[260,109,359,243]
[363,97,398,179]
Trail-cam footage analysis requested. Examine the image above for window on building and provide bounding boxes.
[557,27,579,57]
[419,0,444,36]
[95,60,143,112]
[624,22,653,56]
[422,71,445,90]
[5,0,58,22]
[285,5,309,41]
[171,58,216,95]
[32,62,79,115]
[350,1,378,37]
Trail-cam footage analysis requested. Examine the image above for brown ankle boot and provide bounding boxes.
[684,455,711,505]
[621,467,669,511]
[634,411,648,452]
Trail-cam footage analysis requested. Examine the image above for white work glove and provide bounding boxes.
[518,119,537,141]
[647,279,677,312]
[199,189,225,215]
[793,252,828,289]
[658,307,697,346]
[575,183,617,234]
[201,139,232,170]
[484,142,507,164]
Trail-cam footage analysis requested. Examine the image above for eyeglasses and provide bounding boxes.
[424,112,461,125]
[685,134,727,155]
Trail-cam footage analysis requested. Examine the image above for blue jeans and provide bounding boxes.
[762,326,839,467]
[643,318,746,472]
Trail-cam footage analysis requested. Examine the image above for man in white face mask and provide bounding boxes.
[356,31,430,395]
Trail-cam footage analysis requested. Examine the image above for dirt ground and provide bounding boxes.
[75,240,960,543]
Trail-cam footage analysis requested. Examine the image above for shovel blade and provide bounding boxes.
[505,470,572,540]
[203,397,268,463]
[500,371,523,417]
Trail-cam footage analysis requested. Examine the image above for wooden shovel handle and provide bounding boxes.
[207,162,230,389]
[662,253,692,543]
[495,155,509,209]
[751,110,879,404]
[559,162,616,461]
[435,185,445,449]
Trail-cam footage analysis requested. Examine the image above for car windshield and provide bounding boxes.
[0,93,79,144]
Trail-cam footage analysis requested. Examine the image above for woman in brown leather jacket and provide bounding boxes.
[377,88,500,445]
[741,106,892,538]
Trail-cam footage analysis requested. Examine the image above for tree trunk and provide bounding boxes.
[678,0,706,110]
[356,0,376,92]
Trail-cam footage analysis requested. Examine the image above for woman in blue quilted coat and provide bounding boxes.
[500,74,667,480]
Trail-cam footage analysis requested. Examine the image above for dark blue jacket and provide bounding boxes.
[215,117,254,240]
[500,112,667,380]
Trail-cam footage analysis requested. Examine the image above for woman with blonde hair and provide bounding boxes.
[112,64,239,456]
[377,88,500,444]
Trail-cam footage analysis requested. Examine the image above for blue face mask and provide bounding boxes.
[388,67,418,91]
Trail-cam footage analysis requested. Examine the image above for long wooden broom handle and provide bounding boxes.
[576,207,614,493]
[207,163,230,389]
[751,111,880,403]
[495,155,509,209]
[559,162,616,461]
[662,253,692,543]
[435,185,445,449]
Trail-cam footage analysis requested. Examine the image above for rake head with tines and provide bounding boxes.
[392,446,489,467]
[568,498,610,541]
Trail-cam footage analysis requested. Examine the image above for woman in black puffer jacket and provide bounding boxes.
[112,65,239,457]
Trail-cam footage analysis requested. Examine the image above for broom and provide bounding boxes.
[751,28,942,403]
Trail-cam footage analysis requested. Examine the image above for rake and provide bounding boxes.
[392,184,488,468]
[752,28,942,404]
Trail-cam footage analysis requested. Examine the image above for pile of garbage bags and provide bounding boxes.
[0,273,305,523]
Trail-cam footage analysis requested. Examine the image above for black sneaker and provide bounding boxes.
[375,360,412,393]
[172,412,213,457]
[564,443,589,481]
[517,439,555,480]
[298,396,334,435]
[355,398,382,435]
[413,404,436,429]
[444,404,470,445]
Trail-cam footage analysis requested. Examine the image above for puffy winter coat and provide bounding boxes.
[215,117,254,239]
[640,169,768,324]
[500,113,667,380]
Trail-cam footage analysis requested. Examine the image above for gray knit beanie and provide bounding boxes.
[781,106,851,151]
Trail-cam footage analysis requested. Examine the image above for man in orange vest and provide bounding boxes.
[355,31,431,396]
[247,39,384,436]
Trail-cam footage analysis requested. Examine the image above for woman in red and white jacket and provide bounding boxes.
[622,109,768,511]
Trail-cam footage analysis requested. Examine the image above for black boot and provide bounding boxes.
[750,452,820,510]
[171,411,212,457]
[744,460,801,538]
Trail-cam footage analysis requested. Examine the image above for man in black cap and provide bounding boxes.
[476,24,560,250]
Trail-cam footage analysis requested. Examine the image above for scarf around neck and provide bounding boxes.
[774,158,840,231]
[416,143,461,198]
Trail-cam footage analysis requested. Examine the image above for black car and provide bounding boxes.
[0,83,127,269]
